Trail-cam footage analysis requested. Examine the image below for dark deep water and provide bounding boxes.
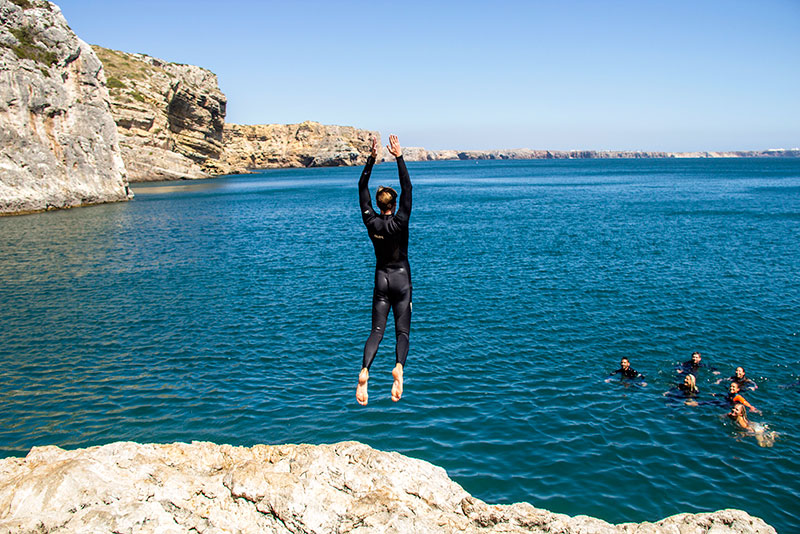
[1,158,798,531]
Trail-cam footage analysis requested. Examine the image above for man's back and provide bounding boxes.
[365,213,410,269]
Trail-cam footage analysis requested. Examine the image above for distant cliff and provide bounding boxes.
[0,0,130,215]
[92,46,227,182]
[392,148,800,162]
[0,440,777,533]
[221,121,378,172]
[93,46,378,179]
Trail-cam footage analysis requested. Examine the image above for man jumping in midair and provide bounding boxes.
[356,135,412,406]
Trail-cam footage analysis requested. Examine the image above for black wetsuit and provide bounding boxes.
[681,361,701,374]
[681,360,716,374]
[611,367,641,379]
[359,155,412,370]
[731,376,755,388]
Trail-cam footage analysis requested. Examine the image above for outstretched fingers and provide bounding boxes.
[386,134,402,157]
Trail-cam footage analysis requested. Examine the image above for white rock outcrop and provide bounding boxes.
[0,0,130,215]
[0,440,776,534]
[221,121,378,172]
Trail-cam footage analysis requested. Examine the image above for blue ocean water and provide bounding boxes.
[1,159,798,531]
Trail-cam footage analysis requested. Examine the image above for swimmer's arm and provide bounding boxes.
[734,395,760,413]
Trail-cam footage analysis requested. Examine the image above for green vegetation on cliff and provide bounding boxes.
[93,46,157,82]
[4,26,57,66]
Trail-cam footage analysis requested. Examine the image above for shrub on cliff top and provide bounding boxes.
[10,0,33,9]
[106,77,126,89]
[8,26,58,66]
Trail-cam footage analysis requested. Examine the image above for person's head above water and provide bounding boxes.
[620,357,630,370]
[375,186,397,214]
[735,366,746,379]
[691,352,702,365]
[729,382,741,394]
[684,374,698,392]
[729,402,747,420]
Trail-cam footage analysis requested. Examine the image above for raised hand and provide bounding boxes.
[370,137,379,158]
[387,134,402,158]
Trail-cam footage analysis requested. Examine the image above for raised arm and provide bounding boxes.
[734,394,760,413]
[359,138,379,220]
[387,134,412,222]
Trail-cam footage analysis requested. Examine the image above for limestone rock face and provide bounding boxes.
[221,121,378,172]
[92,46,227,181]
[0,0,130,215]
[0,440,776,534]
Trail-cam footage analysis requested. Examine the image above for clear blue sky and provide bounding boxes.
[56,0,799,151]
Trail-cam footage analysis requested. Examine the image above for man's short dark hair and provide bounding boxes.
[376,186,397,212]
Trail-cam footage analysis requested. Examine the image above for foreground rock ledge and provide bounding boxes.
[0,441,775,534]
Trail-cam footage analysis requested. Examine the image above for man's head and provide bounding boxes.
[376,186,397,213]
[691,352,702,365]
[735,366,745,379]
[620,357,630,370]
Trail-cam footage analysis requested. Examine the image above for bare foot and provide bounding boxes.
[391,364,403,402]
[356,368,369,406]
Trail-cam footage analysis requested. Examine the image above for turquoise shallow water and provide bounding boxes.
[1,159,799,531]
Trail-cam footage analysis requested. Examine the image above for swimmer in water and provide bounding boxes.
[727,402,775,447]
[678,374,698,393]
[725,382,761,414]
[664,374,699,406]
[678,351,702,374]
[677,351,719,376]
[606,357,647,386]
[731,366,757,390]
[728,402,751,430]
[610,357,641,379]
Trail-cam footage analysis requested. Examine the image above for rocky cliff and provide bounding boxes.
[0,0,130,215]
[0,440,775,534]
[92,46,227,181]
[91,48,378,179]
[221,121,378,172]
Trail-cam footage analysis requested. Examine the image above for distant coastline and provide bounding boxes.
[379,147,800,163]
